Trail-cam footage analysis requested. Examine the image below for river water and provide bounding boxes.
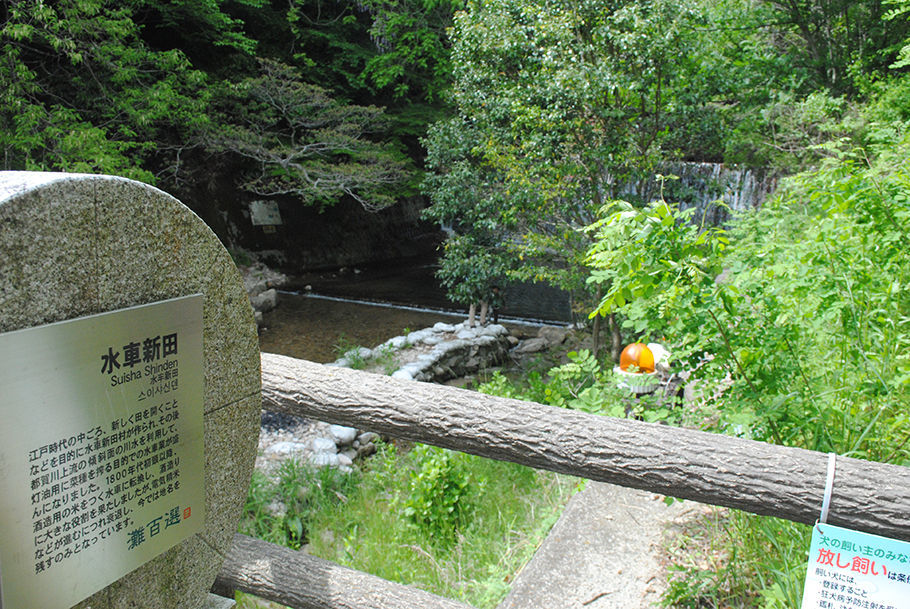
[257,294,467,363]
[258,255,571,362]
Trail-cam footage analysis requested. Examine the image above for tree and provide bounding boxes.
[359,0,461,103]
[204,59,412,212]
[421,117,512,309]
[0,0,235,180]
[0,0,428,214]
[424,0,705,355]
[760,0,910,95]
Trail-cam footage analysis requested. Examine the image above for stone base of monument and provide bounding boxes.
[0,172,260,609]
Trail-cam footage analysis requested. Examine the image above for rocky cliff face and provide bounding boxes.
[184,163,776,274]
[187,189,443,271]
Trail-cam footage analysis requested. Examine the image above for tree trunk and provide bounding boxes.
[592,312,601,360]
[608,313,622,363]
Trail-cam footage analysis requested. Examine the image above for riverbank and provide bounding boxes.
[245,318,580,608]
[248,317,711,609]
[255,318,573,475]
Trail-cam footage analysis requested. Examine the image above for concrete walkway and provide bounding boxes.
[497,482,707,609]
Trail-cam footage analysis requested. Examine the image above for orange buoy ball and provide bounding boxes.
[619,342,655,374]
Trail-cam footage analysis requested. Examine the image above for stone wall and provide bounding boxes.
[203,192,443,271]
[330,322,512,384]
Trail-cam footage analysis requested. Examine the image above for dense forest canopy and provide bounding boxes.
[0,0,456,210]
[4,0,909,202]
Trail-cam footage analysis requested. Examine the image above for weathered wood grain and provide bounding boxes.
[261,352,910,541]
[213,534,474,609]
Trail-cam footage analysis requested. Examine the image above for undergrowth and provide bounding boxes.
[240,441,577,608]
[239,459,359,550]
[307,442,577,608]
[660,510,811,609]
[479,129,909,607]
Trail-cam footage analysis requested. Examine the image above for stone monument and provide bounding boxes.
[0,172,261,609]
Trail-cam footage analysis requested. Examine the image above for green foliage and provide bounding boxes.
[421,116,513,305]
[1,0,452,213]
[424,0,717,316]
[303,441,577,608]
[0,0,218,180]
[359,0,458,101]
[240,460,358,550]
[434,235,509,306]
[586,197,727,330]
[425,0,904,319]
[715,141,909,450]
[730,90,864,170]
[472,78,910,606]
[862,75,910,129]
[887,0,910,69]
[577,114,909,606]
[403,445,478,548]
[284,0,375,97]
[583,128,910,454]
[421,117,510,236]
[334,334,368,369]
[228,248,254,266]
[761,0,910,94]
[451,0,702,179]
[373,344,400,375]
[661,510,810,609]
[479,349,680,423]
[333,338,400,373]
[204,58,412,212]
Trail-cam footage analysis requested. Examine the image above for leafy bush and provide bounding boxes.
[403,445,479,548]
[479,349,683,423]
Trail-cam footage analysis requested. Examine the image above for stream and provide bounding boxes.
[258,255,573,362]
[257,294,468,363]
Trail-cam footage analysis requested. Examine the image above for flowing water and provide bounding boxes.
[616,162,778,225]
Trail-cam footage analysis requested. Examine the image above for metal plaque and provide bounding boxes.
[249,200,282,226]
[0,295,205,609]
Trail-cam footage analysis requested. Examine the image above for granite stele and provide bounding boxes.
[0,172,261,609]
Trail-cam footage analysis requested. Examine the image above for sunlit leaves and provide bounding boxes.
[583,129,910,461]
[425,0,709,310]
[0,0,221,178]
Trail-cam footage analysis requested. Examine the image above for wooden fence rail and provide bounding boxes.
[214,352,910,608]
[213,534,474,609]
[258,352,910,541]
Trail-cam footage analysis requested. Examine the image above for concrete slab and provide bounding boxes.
[498,482,704,609]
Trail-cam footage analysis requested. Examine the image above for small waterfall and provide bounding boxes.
[614,163,778,225]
